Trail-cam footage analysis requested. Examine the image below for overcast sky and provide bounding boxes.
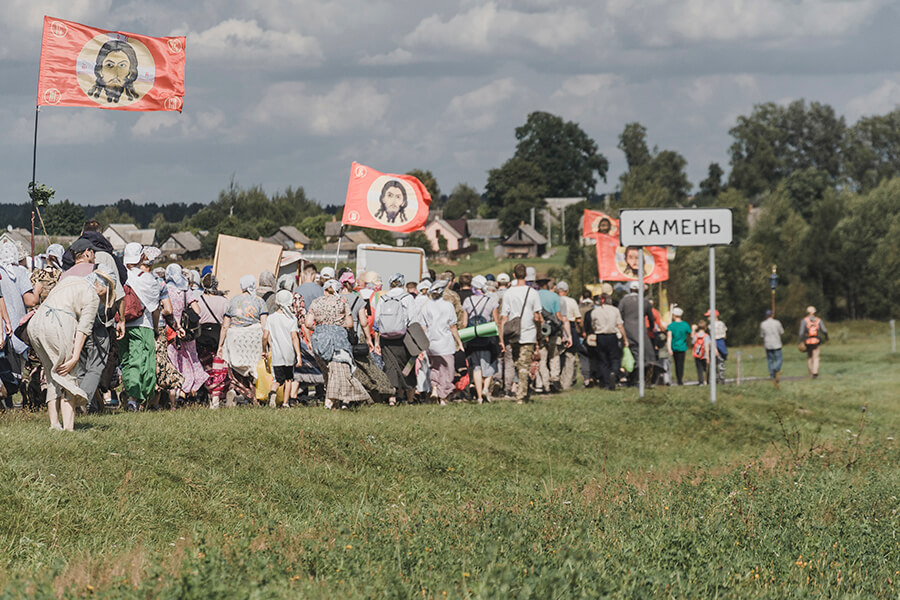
[2,0,900,210]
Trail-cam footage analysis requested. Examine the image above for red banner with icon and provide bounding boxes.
[37,16,185,111]
[342,162,432,233]
[583,209,618,239]
[596,235,669,283]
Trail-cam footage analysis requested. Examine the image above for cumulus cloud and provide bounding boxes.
[606,0,888,46]
[131,108,226,139]
[359,48,415,66]
[403,2,593,54]
[0,0,113,59]
[846,79,900,121]
[548,74,636,130]
[444,78,518,132]
[11,110,116,146]
[187,19,323,64]
[251,81,389,135]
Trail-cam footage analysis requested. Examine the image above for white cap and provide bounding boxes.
[472,275,487,290]
[672,307,683,317]
[320,266,335,279]
[496,273,510,284]
[123,242,143,265]
[525,267,536,281]
[417,279,432,292]
[556,281,569,292]
[629,280,639,291]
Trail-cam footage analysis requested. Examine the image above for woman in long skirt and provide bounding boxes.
[28,271,114,431]
[164,264,208,398]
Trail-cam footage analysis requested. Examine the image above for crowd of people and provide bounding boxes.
[0,220,829,431]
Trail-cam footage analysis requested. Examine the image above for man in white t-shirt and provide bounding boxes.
[499,264,543,404]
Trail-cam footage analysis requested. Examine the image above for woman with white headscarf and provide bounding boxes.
[305,279,370,408]
[27,268,115,430]
[0,241,39,364]
[217,274,268,403]
[164,264,208,400]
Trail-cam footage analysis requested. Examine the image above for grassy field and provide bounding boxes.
[0,322,897,598]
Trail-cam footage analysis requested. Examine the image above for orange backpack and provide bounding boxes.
[692,332,708,359]
[804,316,820,346]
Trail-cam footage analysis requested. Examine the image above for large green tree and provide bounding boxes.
[728,100,845,197]
[513,111,609,197]
[442,183,481,220]
[843,109,900,192]
[617,122,691,208]
[42,199,85,236]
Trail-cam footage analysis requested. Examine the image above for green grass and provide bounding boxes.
[1,322,898,598]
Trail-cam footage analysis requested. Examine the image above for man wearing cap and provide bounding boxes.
[60,239,96,280]
[556,281,582,389]
[618,281,656,385]
[62,220,126,286]
[439,271,466,329]
[499,264,543,404]
[117,242,163,410]
[666,307,691,385]
[760,309,784,385]
[494,273,510,304]
[590,293,629,390]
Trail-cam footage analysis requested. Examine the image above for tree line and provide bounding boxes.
[7,99,899,342]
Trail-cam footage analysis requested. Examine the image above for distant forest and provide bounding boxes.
[0,199,205,230]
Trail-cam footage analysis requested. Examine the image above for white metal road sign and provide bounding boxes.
[619,208,733,247]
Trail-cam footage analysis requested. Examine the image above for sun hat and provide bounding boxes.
[123,242,143,265]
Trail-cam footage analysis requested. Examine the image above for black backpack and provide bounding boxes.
[180,291,202,342]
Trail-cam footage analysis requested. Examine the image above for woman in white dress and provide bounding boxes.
[28,268,116,431]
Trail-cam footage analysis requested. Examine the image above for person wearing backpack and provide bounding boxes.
[499,264,544,404]
[691,320,711,386]
[536,278,571,394]
[373,273,416,405]
[164,264,207,403]
[462,275,502,404]
[799,306,828,378]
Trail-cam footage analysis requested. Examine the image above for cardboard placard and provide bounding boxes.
[213,234,283,299]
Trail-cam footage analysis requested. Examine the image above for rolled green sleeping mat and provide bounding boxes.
[458,321,499,342]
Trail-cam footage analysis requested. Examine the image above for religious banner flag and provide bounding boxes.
[343,162,431,232]
[37,16,185,112]
[583,209,618,238]
[596,235,669,283]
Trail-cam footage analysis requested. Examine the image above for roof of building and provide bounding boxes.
[105,224,156,247]
[324,221,343,237]
[503,223,547,246]
[428,218,467,239]
[169,231,202,252]
[466,218,501,239]
[278,225,311,245]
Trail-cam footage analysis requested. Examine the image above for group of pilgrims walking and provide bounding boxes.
[0,220,828,431]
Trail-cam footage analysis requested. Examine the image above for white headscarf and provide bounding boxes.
[275,289,293,312]
[323,279,341,293]
[240,274,257,294]
[0,242,19,280]
[166,264,188,291]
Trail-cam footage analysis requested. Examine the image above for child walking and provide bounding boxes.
[692,320,710,386]
[262,290,302,408]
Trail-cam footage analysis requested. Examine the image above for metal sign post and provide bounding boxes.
[638,251,645,398]
[619,208,734,405]
[709,247,716,404]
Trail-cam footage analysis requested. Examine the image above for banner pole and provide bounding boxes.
[30,105,40,272]
[333,224,345,272]
[638,248,645,398]
[709,246,717,405]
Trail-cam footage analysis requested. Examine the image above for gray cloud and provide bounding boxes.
[1,0,900,211]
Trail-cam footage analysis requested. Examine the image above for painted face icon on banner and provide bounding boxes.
[367,177,418,225]
[617,246,655,279]
[594,216,617,236]
[76,35,155,106]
